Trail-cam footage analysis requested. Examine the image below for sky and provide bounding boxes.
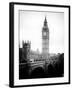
[19,10,64,54]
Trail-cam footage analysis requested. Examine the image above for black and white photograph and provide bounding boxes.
[19,10,64,79]
[9,2,70,87]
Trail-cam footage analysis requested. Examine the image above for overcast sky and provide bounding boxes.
[19,10,64,54]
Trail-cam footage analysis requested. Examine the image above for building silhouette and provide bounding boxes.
[19,41,31,63]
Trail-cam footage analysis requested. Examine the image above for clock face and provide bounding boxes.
[43,32,46,36]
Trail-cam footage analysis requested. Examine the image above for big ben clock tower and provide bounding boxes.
[42,17,49,58]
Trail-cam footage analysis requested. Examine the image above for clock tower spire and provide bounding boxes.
[42,17,49,59]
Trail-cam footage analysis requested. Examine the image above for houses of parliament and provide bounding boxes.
[19,17,64,79]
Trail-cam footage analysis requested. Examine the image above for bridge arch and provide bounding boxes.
[30,67,45,78]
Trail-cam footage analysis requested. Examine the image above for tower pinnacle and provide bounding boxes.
[44,16,47,26]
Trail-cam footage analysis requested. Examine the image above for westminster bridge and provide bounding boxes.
[19,53,64,79]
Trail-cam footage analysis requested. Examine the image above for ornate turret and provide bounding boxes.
[22,40,31,62]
